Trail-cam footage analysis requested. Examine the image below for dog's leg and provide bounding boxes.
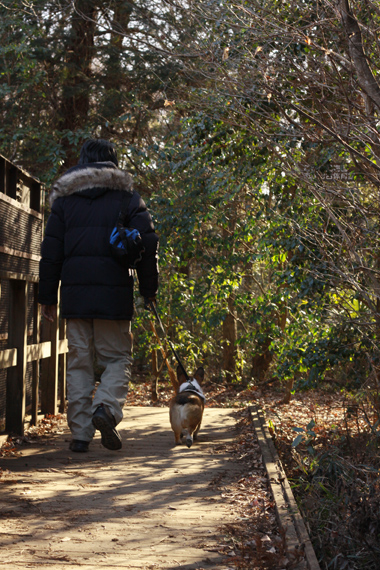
[182,432,193,448]
[170,404,183,444]
[173,429,182,445]
[180,428,193,448]
[193,422,202,440]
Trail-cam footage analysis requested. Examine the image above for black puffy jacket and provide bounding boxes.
[38,162,159,320]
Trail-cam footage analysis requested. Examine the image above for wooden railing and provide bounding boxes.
[0,271,68,435]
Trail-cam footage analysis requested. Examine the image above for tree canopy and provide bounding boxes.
[2,0,380,394]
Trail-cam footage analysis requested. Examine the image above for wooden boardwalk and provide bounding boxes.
[0,407,243,569]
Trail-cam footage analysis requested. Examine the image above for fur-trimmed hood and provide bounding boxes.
[49,162,133,207]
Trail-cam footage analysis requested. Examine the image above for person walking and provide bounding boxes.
[38,139,159,452]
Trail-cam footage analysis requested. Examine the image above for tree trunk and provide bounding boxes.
[223,296,237,382]
[281,378,294,405]
[339,0,380,111]
[60,0,97,165]
[100,2,134,136]
[251,337,273,382]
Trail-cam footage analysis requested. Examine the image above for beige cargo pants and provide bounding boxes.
[66,319,133,442]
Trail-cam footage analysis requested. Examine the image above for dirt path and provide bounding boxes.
[0,407,246,569]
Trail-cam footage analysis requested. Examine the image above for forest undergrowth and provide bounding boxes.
[262,388,380,570]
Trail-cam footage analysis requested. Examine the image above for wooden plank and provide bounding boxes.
[0,348,17,369]
[58,338,68,354]
[26,341,51,362]
[6,280,28,435]
[0,245,41,262]
[250,407,303,564]
[0,330,34,341]
[40,318,59,416]
[0,156,5,194]
[0,270,38,283]
[31,283,40,425]
[59,319,67,413]
[40,289,61,416]
[250,406,321,570]
[256,408,321,570]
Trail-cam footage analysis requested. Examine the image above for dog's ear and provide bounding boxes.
[194,367,204,383]
[177,365,187,384]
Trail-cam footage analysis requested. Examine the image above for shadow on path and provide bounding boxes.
[0,407,242,569]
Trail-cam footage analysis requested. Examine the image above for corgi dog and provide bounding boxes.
[169,366,205,448]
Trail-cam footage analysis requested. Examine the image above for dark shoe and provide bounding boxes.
[92,404,122,450]
[69,439,89,453]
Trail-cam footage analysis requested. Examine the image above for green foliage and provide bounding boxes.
[2,0,380,390]
[292,419,316,450]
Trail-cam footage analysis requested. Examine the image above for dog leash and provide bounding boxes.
[149,320,178,388]
[149,301,189,381]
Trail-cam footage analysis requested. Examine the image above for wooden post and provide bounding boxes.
[6,279,28,434]
[31,283,40,425]
[58,318,67,413]
[40,290,60,416]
